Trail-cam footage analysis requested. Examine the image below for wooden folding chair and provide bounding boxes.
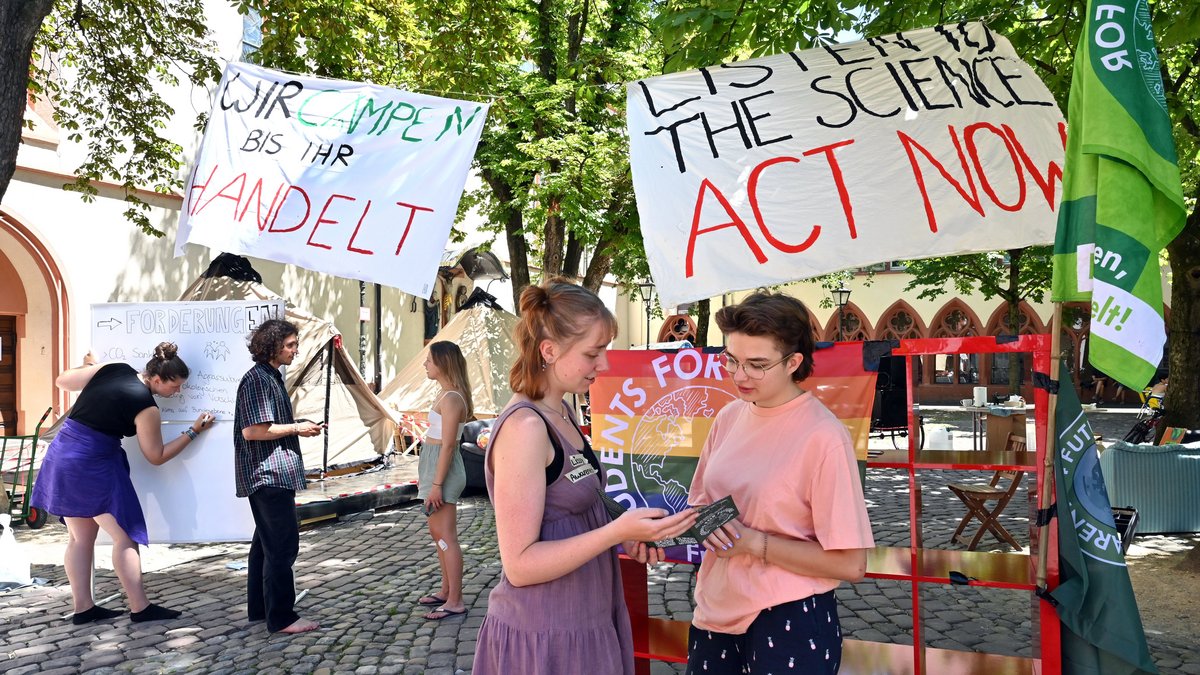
[948,434,1026,551]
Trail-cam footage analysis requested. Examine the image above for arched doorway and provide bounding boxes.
[874,301,927,341]
[0,210,70,434]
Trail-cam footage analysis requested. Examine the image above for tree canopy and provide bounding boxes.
[1,0,1196,423]
[0,0,218,235]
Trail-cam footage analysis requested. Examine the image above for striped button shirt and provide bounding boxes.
[234,362,306,497]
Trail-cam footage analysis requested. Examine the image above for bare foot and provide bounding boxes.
[277,618,320,634]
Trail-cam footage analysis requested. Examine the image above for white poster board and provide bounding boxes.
[91,300,283,543]
[627,22,1066,308]
[175,62,488,299]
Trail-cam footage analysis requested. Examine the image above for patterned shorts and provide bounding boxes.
[686,591,843,674]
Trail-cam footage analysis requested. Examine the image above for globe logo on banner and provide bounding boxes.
[592,347,878,565]
[630,386,735,515]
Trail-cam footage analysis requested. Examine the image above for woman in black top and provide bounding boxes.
[30,343,215,624]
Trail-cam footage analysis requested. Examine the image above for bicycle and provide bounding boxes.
[1122,385,1166,444]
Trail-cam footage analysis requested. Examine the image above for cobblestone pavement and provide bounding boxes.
[3,410,1197,674]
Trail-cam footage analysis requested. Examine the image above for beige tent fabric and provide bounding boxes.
[380,303,519,426]
[179,275,396,471]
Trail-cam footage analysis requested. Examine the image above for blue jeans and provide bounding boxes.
[247,486,300,632]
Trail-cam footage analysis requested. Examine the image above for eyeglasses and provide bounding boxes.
[718,351,794,380]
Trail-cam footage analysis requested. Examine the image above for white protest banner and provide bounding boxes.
[627,22,1065,308]
[176,63,488,298]
[91,300,284,421]
[91,300,284,543]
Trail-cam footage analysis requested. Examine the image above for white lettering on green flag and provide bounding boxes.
[1050,363,1157,673]
[1050,0,1185,391]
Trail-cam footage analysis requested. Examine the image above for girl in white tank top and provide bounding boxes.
[418,341,474,621]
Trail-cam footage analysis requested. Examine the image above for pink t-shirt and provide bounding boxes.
[688,391,874,634]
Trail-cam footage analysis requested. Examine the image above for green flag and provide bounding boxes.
[1051,0,1185,391]
[1049,362,1157,674]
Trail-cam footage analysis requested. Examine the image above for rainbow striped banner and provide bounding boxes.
[591,344,878,563]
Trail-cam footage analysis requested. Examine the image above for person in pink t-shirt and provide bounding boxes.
[686,292,875,675]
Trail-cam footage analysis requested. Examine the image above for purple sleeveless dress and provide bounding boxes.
[472,402,634,675]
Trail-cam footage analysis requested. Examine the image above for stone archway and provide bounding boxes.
[0,210,70,433]
[824,302,872,342]
[656,314,697,345]
[924,300,984,400]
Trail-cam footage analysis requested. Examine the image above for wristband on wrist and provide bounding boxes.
[182,428,198,441]
[433,482,443,487]
[760,532,768,563]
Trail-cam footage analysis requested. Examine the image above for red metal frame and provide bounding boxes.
[621,335,1061,674]
[884,335,1060,673]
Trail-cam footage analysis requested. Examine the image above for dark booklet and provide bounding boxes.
[597,491,739,548]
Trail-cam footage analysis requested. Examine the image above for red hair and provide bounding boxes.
[510,278,617,398]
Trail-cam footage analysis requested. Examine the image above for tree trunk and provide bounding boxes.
[581,245,611,295]
[1164,197,1200,431]
[0,0,55,204]
[563,232,583,279]
[695,299,711,347]
[542,190,565,278]
[1006,249,1023,394]
[481,168,530,313]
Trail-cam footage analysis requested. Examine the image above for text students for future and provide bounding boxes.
[30,343,215,625]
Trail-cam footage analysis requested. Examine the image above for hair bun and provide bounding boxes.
[518,284,551,314]
[155,341,178,361]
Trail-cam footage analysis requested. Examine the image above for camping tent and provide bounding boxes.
[380,289,518,432]
[180,255,396,472]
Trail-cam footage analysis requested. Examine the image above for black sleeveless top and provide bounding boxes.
[68,363,158,438]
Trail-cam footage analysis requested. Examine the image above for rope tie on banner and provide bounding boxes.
[1033,370,1059,526]
[1035,585,1060,607]
[1036,503,1057,526]
[1033,371,1059,394]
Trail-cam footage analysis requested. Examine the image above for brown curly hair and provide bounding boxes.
[715,292,816,382]
[247,319,299,364]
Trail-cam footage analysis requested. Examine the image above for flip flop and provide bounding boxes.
[417,594,447,606]
[424,607,466,621]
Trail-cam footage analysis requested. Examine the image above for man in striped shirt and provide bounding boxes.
[235,318,324,634]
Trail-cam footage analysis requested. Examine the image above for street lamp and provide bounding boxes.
[831,282,852,341]
[637,277,656,346]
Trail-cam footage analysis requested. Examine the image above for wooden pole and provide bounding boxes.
[1037,302,1064,588]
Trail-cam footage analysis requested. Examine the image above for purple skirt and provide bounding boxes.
[29,418,149,545]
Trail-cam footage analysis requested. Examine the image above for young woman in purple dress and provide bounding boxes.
[30,343,214,624]
[472,279,697,675]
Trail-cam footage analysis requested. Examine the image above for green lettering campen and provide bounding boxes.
[354,98,394,134]
[296,89,340,127]
[435,106,483,141]
[300,90,468,141]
